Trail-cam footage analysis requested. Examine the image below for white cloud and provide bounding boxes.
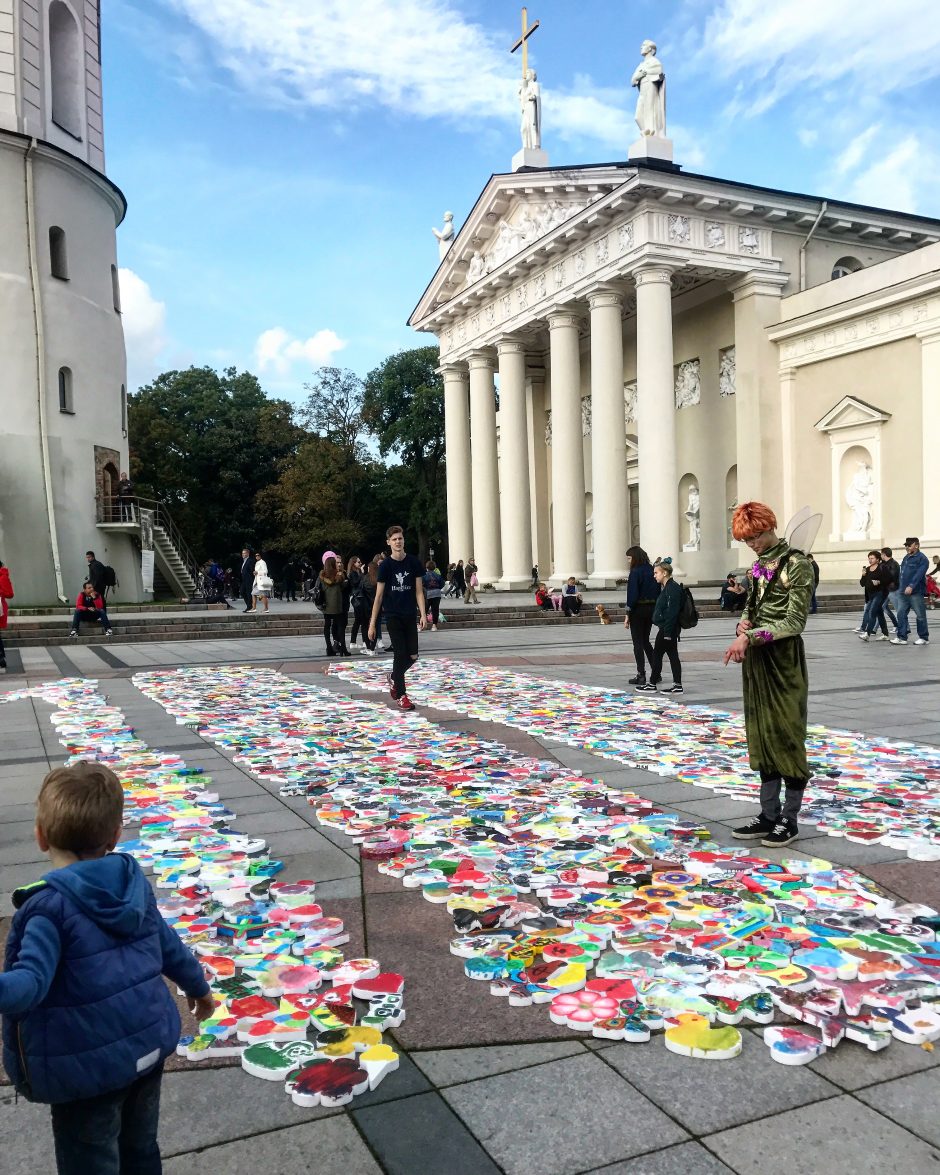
[163,0,632,149]
[833,123,881,177]
[695,0,940,117]
[118,267,168,390]
[255,327,347,376]
[843,135,926,213]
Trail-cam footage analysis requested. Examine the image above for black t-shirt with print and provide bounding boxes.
[378,554,425,616]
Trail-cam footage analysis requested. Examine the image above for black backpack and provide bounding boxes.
[312,577,326,611]
[678,584,699,629]
[103,565,117,588]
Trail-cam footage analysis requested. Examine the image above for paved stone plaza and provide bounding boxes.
[1,609,938,1174]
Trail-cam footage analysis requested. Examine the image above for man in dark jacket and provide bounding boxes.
[892,537,930,645]
[636,559,683,694]
[85,550,106,595]
[880,547,901,631]
[240,547,255,612]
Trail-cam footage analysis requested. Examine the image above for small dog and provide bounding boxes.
[595,604,611,625]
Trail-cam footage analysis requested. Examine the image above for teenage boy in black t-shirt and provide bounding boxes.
[369,525,427,711]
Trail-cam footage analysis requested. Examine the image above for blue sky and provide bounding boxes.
[105,0,940,400]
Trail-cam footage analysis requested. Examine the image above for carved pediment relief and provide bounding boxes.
[814,395,891,434]
[465,199,592,286]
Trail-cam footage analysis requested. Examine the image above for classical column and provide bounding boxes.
[588,289,629,586]
[731,272,788,505]
[525,366,551,576]
[495,338,532,589]
[634,266,680,568]
[467,350,502,584]
[919,328,940,540]
[547,310,588,582]
[441,363,473,564]
[778,367,798,526]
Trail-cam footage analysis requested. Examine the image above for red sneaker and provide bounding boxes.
[397,695,415,711]
[387,672,400,700]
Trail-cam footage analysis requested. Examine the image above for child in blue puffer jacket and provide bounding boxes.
[0,761,214,1174]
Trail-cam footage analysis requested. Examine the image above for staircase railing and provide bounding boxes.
[97,495,201,596]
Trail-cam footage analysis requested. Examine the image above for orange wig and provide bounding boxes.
[731,501,778,541]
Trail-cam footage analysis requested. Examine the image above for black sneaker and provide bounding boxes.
[634,682,657,692]
[732,815,776,840]
[761,822,799,847]
[659,684,683,694]
[628,675,646,685]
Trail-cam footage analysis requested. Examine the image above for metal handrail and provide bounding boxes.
[96,494,201,595]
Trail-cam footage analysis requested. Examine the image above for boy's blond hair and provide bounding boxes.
[37,761,123,855]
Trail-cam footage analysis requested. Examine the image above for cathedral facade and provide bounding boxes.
[410,160,940,586]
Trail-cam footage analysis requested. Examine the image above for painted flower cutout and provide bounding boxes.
[549,988,620,1027]
[286,1057,369,1107]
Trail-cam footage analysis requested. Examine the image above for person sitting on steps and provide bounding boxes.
[69,581,112,638]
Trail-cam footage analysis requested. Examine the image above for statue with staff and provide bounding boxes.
[511,8,542,150]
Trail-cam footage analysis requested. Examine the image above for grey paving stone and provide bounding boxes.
[412,1040,586,1086]
[582,1141,735,1174]
[442,1052,688,1175]
[673,796,761,820]
[162,1113,382,1174]
[227,809,310,835]
[793,835,906,866]
[159,1065,340,1156]
[0,1088,56,1173]
[351,1051,432,1107]
[855,1069,940,1147]
[810,1036,940,1091]
[705,1094,940,1175]
[278,846,361,882]
[600,1032,836,1135]
[353,1091,501,1175]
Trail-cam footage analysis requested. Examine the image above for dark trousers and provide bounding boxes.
[323,614,346,652]
[862,591,889,636]
[72,607,110,632]
[0,633,5,665]
[385,613,419,696]
[649,629,681,685]
[427,597,441,625]
[562,597,581,616]
[759,769,806,826]
[242,584,253,609]
[628,602,655,678]
[50,1063,163,1175]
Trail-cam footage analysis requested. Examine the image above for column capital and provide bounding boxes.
[438,362,469,382]
[467,350,497,372]
[588,288,624,312]
[496,337,527,357]
[730,270,789,302]
[632,265,675,288]
[547,309,582,331]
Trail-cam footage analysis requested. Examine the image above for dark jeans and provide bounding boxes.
[118,497,133,522]
[385,613,419,696]
[758,769,806,826]
[649,629,681,685]
[50,1063,163,1175]
[72,607,110,632]
[862,591,888,636]
[628,602,655,678]
[896,592,929,641]
[242,585,253,609]
[323,614,346,652]
[0,633,5,664]
[562,597,582,616]
[427,597,441,625]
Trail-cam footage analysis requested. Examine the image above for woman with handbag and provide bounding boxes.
[252,551,273,614]
[0,558,13,669]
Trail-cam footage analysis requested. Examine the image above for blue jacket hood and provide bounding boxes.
[42,853,148,938]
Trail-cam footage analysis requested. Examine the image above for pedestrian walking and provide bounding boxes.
[0,557,13,670]
[318,555,349,656]
[85,551,107,597]
[369,525,427,711]
[251,551,272,615]
[282,559,298,602]
[725,502,814,848]
[423,560,444,629]
[452,559,466,600]
[880,547,900,631]
[891,537,930,645]
[356,562,379,654]
[857,551,889,641]
[636,559,682,694]
[463,557,479,604]
[346,556,368,651]
[69,581,112,638]
[240,548,255,612]
[807,552,820,614]
[623,545,660,686]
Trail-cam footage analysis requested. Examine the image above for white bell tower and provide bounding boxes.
[0,0,141,604]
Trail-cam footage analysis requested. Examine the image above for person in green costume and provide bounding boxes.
[723,501,814,847]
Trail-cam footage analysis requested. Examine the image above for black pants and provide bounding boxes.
[242,585,253,609]
[0,634,5,666]
[323,613,346,652]
[427,597,441,625]
[562,597,581,616]
[628,602,655,677]
[649,629,681,685]
[759,769,807,825]
[385,613,419,696]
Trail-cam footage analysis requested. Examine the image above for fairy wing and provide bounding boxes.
[785,507,823,554]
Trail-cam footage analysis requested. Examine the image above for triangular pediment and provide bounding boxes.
[409,165,632,327]
[814,395,891,433]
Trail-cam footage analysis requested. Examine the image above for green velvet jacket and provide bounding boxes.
[741,540,813,645]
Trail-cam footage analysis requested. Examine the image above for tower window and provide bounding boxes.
[49,1,83,140]
[49,226,69,279]
[111,265,121,312]
[58,366,74,413]
[831,256,863,280]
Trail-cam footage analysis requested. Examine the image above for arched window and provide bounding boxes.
[121,384,127,436]
[58,366,74,413]
[831,256,863,280]
[49,226,69,279]
[111,265,121,312]
[49,1,83,140]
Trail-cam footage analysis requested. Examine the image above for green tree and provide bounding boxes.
[362,346,446,560]
[128,366,300,558]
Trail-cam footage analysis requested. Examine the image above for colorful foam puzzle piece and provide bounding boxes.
[241,1039,322,1080]
[763,1025,826,1066]
[286,1057,370,1107]
[664,1013,743,1060]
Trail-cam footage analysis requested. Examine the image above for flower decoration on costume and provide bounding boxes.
[751,560,778,582]
[750,629,774,644]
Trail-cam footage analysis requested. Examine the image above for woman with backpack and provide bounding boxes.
[423,560,444,630]
[347,555,371,652]
[316,555,349,656]
[636,558,683,694]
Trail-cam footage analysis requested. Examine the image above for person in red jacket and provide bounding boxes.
[69,582,112,638]
[0,559,13,669]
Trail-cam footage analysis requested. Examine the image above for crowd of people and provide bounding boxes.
[856,539,935,644]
